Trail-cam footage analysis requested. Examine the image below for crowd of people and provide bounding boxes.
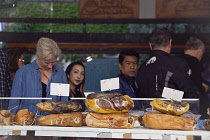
[0,28,210,122]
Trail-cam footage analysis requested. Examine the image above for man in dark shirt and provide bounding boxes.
[0,49,12,110]
[136,28,200,99]
[108,49,141,110]
[181,37,209,119]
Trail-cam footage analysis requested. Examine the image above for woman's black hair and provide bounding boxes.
[4,47,25,80]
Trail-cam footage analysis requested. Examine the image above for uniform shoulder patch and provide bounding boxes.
[146,56,156,66]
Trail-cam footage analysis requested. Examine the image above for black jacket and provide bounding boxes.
[136,50,200,98]
[181,54,204,93]
[181,54,210,119]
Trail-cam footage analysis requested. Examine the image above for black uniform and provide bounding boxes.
[181,54,204,92]
[136,50,200,98]
[181,54,209,119]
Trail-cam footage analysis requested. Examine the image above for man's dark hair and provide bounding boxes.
[118,49,139,64]
[184,37,205,51]
[149,28,171,49]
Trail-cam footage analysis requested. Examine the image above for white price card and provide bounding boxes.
[100,77,119,92]
[50,83,70,96]
[162,87,184,101]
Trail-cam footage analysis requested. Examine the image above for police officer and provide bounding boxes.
[136,28,200,99]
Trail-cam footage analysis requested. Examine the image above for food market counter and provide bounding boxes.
[0,125,209,140]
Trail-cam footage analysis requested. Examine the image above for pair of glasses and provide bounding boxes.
[41,59,56,65]
[19,59,25,62]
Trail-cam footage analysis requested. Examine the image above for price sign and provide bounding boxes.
[100,77,119,92]
[50,83,69,96]
[162,87,184,101]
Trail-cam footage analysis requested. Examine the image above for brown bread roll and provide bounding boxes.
[86,93,134,113]
[36,101,82,113]
[150,99,190,115]
[86,112,136,129]
[15,109,35,125]
[37,112,83,127]
[0,110,13,125]
[139,113,198,131]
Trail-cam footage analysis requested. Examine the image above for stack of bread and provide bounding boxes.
[138,99,198,131]
[36,101,84,127]
[85,93,137,129]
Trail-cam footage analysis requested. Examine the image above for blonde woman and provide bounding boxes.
[8,37,68,115]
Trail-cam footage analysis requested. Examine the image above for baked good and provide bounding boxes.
[15,109,35,125]
[86,112,136,129]
[139,113,198,131]
[0,110,13,125]
[82,113,87,126]
[204,119,210,130]
[36,101,82,113]
[150,99,190,115]
[86,93,134,113]
[37,112,83,127]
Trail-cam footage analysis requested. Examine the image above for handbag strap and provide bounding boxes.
[38,68,51,83]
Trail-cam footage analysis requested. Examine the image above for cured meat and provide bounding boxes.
[150,99,190,115]
[139,113,198,131]
[86,93,134,113]
[15,109,35,125]
[36,101,82,113]
[86,112,136,129]
[37,112,83,127]
[0,110,13,125]
[204,119,210,130]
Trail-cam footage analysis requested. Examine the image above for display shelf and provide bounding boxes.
[0,125,209,140]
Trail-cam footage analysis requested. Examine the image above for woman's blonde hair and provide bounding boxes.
[36,37,61,60]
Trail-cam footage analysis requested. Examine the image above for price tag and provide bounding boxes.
[162,87,184,101]
[100,77,119,91]
[50,83,69,96]
[97,132,112,138]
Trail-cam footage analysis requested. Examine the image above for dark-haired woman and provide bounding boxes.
[65,61,86,111]
[4,47,25,81]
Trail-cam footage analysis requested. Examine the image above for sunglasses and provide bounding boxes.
[18,59,25,62]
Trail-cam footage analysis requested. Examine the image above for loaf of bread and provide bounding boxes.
[139,113,198,131]
[150,99,190,115]
[86,93,134,113]
[15,109,35,125]
[37,112,83,127]
[82,113,87,126]
[204,119,210,130]
[86,112,136,129]
[36,101,82,113]
[0,110,13,125]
